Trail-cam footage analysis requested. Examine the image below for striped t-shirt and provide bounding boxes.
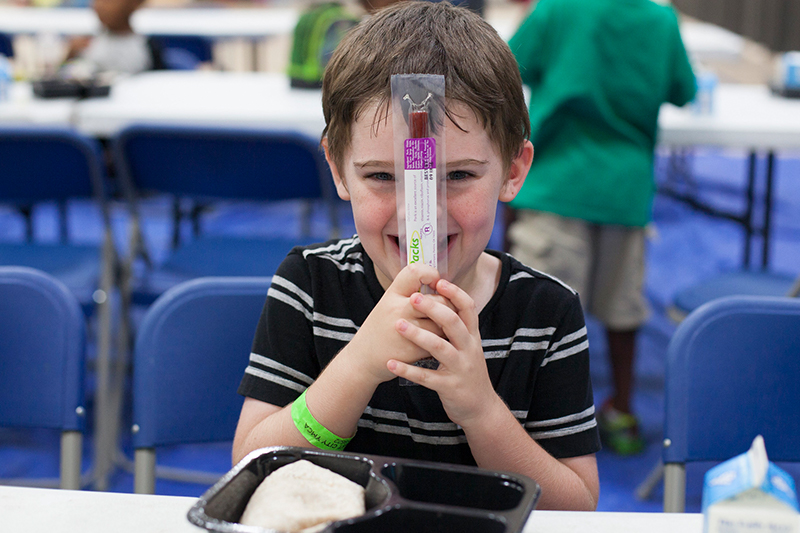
[238,236,600,464]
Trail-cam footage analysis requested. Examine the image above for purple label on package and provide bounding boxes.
[404,138,436,170]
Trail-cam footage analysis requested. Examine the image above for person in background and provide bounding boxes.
[65,0,164,76]
[506,0,696,455]
[234,1,600,510]
[288,0,400,89]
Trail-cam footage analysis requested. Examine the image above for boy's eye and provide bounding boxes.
[368,172,394,182]
[447,170,472,181]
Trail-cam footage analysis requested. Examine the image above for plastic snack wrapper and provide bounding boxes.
[391,74,447,290]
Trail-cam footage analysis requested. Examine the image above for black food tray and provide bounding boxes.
[187,446,541,533]
[32,79,111,99]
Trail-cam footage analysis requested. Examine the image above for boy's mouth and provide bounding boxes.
[388,234,456,253]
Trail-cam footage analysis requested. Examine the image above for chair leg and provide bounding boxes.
[134,448,157,494]
[635,459,664,501]
[787,275,800,298]
[663,463,686,512]
[60,431,82,490]
[92,231,119,491]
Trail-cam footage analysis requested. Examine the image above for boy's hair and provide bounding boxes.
[322,1,530,172]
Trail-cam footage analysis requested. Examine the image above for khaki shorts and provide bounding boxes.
[508,210,649,330]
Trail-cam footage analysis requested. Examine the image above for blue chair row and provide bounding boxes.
[0,123,335,490]
[0,123,335,314]
[8,271,800,501]
[0,268,269,494]
[0,127,118,489]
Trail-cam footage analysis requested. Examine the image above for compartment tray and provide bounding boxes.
[187,446,540,533]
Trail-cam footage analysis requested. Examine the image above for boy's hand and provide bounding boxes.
[387,278,500,428]
[344,263,452,384]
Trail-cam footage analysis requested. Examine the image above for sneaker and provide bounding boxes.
[597,402,645,456]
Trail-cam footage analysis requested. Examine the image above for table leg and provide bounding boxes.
[761,151,775,269]
[743,152,756,267]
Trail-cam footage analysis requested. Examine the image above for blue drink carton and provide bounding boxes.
[703,436,799,533]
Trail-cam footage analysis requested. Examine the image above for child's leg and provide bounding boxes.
[590,225,648,454]
[606,329,637,413]
[506,209,592,295]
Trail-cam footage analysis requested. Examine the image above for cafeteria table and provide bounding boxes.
[71,70,326,139]
[0,5,298,39]
[658,83,800,268]
[0,79,74,126]
[0,485,708,533]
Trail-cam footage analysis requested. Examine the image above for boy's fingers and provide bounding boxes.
[397,318,456,366]
[390,264,441,296]
[408,293,467,354]
[387,359,439,390]
[435,279,479,333]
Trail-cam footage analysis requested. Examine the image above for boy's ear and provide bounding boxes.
[321,137,350,201]
[498,140,533,203]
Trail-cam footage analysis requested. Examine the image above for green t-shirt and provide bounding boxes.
[509,0,697,227]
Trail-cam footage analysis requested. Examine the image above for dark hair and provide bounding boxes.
[322,1,530,171]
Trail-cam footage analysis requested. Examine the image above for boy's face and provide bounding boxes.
[326,102,531,290]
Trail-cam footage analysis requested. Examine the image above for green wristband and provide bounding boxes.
[291,390,352,451]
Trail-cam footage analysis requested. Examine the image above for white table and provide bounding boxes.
[0,485,705,533]
[71,70,326,139]
[0,81,75,126]
[0,5,298,38]
[658,84,800,151]
[678,21,744,63]
[658,84,800,267]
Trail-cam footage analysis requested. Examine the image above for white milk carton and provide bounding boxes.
[703,436,799,533]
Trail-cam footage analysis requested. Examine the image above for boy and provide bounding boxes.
[234,1,600,511]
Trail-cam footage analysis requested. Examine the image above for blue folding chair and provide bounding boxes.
[669,271,799,322]
[0,126,116,314]
[0,33,13,58]
[0,267,87,490]
[112,124,337,307]
[662,295,800,512]
[0,126,121,490]
[150,35,214,70]
[130,276,272,494]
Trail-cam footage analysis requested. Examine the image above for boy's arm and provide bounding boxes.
[388,278,599,511]
[232,347,378,465]
[234,395,599,510]
[233,264,449,464]
[459,396,599,511]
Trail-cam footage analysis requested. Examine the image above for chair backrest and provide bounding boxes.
[0,267,86,431]
[151,35,214,64]
[664,295,800,465]
[112,124,333,204]
[0,126,106,205]
[0,33,13,58]
[131,276,272,449]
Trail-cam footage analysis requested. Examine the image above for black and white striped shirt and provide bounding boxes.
[239,236,600,464]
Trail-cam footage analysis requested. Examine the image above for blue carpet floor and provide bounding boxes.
[2,148,799,512]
